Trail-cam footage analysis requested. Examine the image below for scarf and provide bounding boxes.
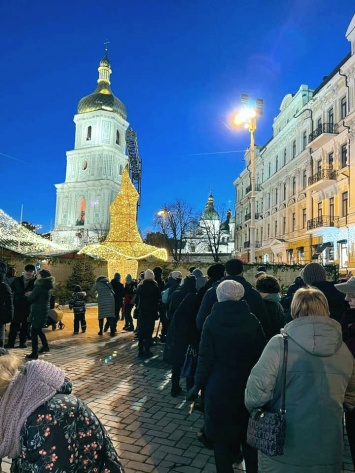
[262,293,281,303]
[0,359,65,458]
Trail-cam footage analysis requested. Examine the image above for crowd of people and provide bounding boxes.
[1,258,355,472]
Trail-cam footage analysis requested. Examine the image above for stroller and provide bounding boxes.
[46,303,65,330]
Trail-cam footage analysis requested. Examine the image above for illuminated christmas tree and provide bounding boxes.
[79,167,167,278]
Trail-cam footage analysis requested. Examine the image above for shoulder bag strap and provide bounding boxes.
[280,335,288,415]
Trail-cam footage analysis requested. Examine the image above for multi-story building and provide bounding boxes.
[51,51,129,248]
[234,14,355,270]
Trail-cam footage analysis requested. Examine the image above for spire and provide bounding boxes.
[98,40,111,85]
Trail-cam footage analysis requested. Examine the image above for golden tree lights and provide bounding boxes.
[79,167,167,278]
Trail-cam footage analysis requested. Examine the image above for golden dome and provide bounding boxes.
[77,53,127,118]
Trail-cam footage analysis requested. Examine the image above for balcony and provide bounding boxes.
[307,123,338,149]
[245,185,262,195]
[243,241,261,249]
[306,215,339,231]
[244,213,260,222]
[307,168,337,191]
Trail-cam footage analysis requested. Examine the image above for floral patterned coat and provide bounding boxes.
[10,379,124,473]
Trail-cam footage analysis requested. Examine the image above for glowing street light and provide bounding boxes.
[233,95,263,264]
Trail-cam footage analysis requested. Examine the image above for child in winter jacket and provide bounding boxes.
[68,285,87,334]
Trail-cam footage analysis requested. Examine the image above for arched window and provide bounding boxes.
[86,126,92,141]
[116,130,120,145]
[77,197,86,225]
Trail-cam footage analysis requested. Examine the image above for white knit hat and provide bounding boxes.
[144,269,155,280]
[216,280,245,302]
[171,271,182,280]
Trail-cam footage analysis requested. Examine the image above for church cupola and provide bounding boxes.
[77,50,127,119]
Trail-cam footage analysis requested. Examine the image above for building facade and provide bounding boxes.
[51,52,129,247]
[234,15,355,270]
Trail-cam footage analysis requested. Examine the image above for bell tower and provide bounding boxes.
[51,49,129,247]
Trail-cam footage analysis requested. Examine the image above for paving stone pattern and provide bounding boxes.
[2,306,354,473]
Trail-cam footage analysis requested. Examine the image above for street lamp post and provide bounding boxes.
[233,96,263,264]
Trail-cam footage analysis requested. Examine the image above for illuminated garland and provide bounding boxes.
[0,209,72,256]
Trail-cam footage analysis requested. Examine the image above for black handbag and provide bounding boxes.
[181,345,197,378]
[247,335,288,457]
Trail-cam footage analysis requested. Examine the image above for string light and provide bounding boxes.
[79,168,167,277]
[0,209,71,255]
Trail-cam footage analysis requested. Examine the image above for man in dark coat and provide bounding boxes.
[0,260,13,347]
[5,264,36,349]
[109,273,125,331]
[26,269,55,359]
[196,258,268,335]
[136,269,160,358]
[301,262,347,322]
[190,280,267,473]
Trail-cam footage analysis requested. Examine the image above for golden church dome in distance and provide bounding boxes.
[77,52,127,119]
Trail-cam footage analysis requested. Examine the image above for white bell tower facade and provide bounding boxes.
[52,51,129,247]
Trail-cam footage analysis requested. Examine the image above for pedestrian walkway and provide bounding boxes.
[1,307,354,473]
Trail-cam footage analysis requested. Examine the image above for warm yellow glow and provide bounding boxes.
[157,209,168,218]
[233,108,257,126]
[79,167,167,278]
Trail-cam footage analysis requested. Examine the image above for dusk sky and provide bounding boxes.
[1,1,354,235]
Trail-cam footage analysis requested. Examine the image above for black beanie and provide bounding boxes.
[207,263,225,280]
[74,285,82,292]
[225,259,244,276]
[39,269,51,278]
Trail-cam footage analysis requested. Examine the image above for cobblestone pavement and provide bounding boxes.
[2,306,354,473]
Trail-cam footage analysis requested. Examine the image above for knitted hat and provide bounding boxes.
[144,269,155,280]
[300,263,326,285]
[74,285,82,292]
[126,274,132,282]
[171,271,182,280]
[0,260,6,275]
[192,268,206,291]
[39,269,51,278]
[217,280,245,302]
[256,275,280,294]
[225,259,244,276]
[335,276,355,294]
[207,263,225,280]
[24,264,36,272]
[182,274,196,290]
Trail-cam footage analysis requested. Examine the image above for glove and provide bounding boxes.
[186,387,198,402]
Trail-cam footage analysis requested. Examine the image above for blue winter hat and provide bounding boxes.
[126,274,132,282]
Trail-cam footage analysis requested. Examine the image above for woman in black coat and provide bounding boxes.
[163,276,200,396]
[135,269,160,358]
[189,280,267,473]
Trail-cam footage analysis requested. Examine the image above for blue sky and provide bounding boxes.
[1,0,354,235]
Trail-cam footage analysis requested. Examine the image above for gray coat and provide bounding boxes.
[245,316,355,473]
[89,277,115,320]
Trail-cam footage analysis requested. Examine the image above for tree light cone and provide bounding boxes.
[79,167,167,278]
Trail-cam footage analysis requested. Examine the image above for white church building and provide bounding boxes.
[51,51,129,248]
[181,194,235,261]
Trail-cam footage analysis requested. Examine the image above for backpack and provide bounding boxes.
[161,288,170,304]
